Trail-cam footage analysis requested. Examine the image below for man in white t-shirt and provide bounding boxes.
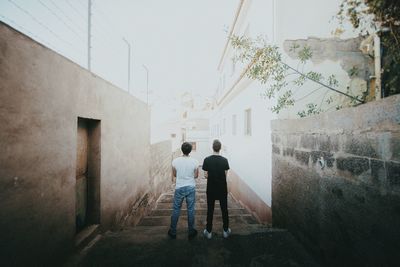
[168,142,199,240]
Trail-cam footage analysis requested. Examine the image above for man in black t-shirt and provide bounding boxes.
[202,139,231,239]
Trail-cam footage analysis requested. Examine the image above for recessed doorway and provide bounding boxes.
[76,117,101,233]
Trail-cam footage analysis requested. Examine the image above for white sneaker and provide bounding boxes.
[203,229,212,239]
[223,228,231,238]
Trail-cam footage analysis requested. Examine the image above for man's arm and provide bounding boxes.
[194,167,199,179]
[204,171,208,179]
[172,166,177,182]
[225,159,230,178]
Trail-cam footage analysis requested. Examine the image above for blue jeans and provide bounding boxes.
[169,185,196,235]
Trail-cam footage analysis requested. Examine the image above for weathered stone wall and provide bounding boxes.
[0,22,151,265]
[122,141,173,227]
[271,94,400,266]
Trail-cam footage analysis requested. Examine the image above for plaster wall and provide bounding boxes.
[211,0,275,222]
[274,0,371,119]
[0,22,151,265]
[210,79,276,210]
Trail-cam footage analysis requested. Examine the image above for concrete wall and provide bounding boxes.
[122,140,174,227]
[0,22,152,265]
[271,94,400,266]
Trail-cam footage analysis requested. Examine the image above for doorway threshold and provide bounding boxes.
[75,224,100,249]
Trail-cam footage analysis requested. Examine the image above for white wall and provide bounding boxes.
[212,0,275,206]
[212,0,361,207]
[211,78,276,205]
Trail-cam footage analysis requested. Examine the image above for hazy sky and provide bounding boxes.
[0,0,239,106]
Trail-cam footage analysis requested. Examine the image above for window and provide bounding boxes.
[244,109,252,136]
[232,114,237,135]
[189,142,197,151]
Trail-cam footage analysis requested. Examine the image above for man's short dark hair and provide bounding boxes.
[181,142,192,155]
[213,139,221,152]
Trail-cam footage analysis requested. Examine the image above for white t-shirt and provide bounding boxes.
[172,156,199,189]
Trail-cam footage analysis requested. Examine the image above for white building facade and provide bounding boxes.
[211,0,363,223]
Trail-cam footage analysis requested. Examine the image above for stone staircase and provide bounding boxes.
[136,178,268,237]
[69,178,319,266]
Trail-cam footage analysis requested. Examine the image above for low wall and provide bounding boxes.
[228,170,272,224]
[271,94,400,266]
[0,22,151,265]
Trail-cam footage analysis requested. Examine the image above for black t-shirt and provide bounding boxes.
[202,155,230,198]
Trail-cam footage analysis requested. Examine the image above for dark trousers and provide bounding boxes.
[206,194,229,232]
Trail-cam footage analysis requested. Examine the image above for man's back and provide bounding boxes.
[202,155,230,198]
[172,156,198,189]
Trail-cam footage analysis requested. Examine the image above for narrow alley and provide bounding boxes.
[1,0,400,266]
[68,178,318,267]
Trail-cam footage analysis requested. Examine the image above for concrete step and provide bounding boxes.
[150,207,249,216]
[74,224,100,251]
[137,214,259,227]
[155,200,243,210]
[157,193,237,203]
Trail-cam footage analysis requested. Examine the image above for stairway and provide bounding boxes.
[70,178,320,266]
[136,178,268,237]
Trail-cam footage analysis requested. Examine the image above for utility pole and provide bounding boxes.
[123,38,131,93]
[374,33,381,100]
[142,64,149,104]
[87,0,92,71]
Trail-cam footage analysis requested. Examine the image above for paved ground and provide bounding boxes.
[67,179,319,267]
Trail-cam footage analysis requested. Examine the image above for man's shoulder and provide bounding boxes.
[206,155,228,161]
[191,157,199,165]
[172,156,182,165]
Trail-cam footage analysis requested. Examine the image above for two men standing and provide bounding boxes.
[168,139,231,240]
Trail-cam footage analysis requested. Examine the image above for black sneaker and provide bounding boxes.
[167,229,176,239]
[188,229,198,240]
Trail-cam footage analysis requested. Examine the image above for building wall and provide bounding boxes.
[211,81,275,207]
[275,0,371,119]
[122,141,174,227]
[0,22,153,265]
[211,0,275,223]
[271,94,400,266]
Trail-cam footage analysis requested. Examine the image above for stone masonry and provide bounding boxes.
[271,94,400,266]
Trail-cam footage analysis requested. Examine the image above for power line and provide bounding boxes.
[0,13,54,50]
[92,3,124,38]
[7,0,84,55]
[294,85,324,102]
[281,61,364,104]
[65,0,87,21]
[47,0,86,34]
[37,0,86,42]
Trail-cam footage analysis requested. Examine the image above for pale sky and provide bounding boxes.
[0,0,239,107]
